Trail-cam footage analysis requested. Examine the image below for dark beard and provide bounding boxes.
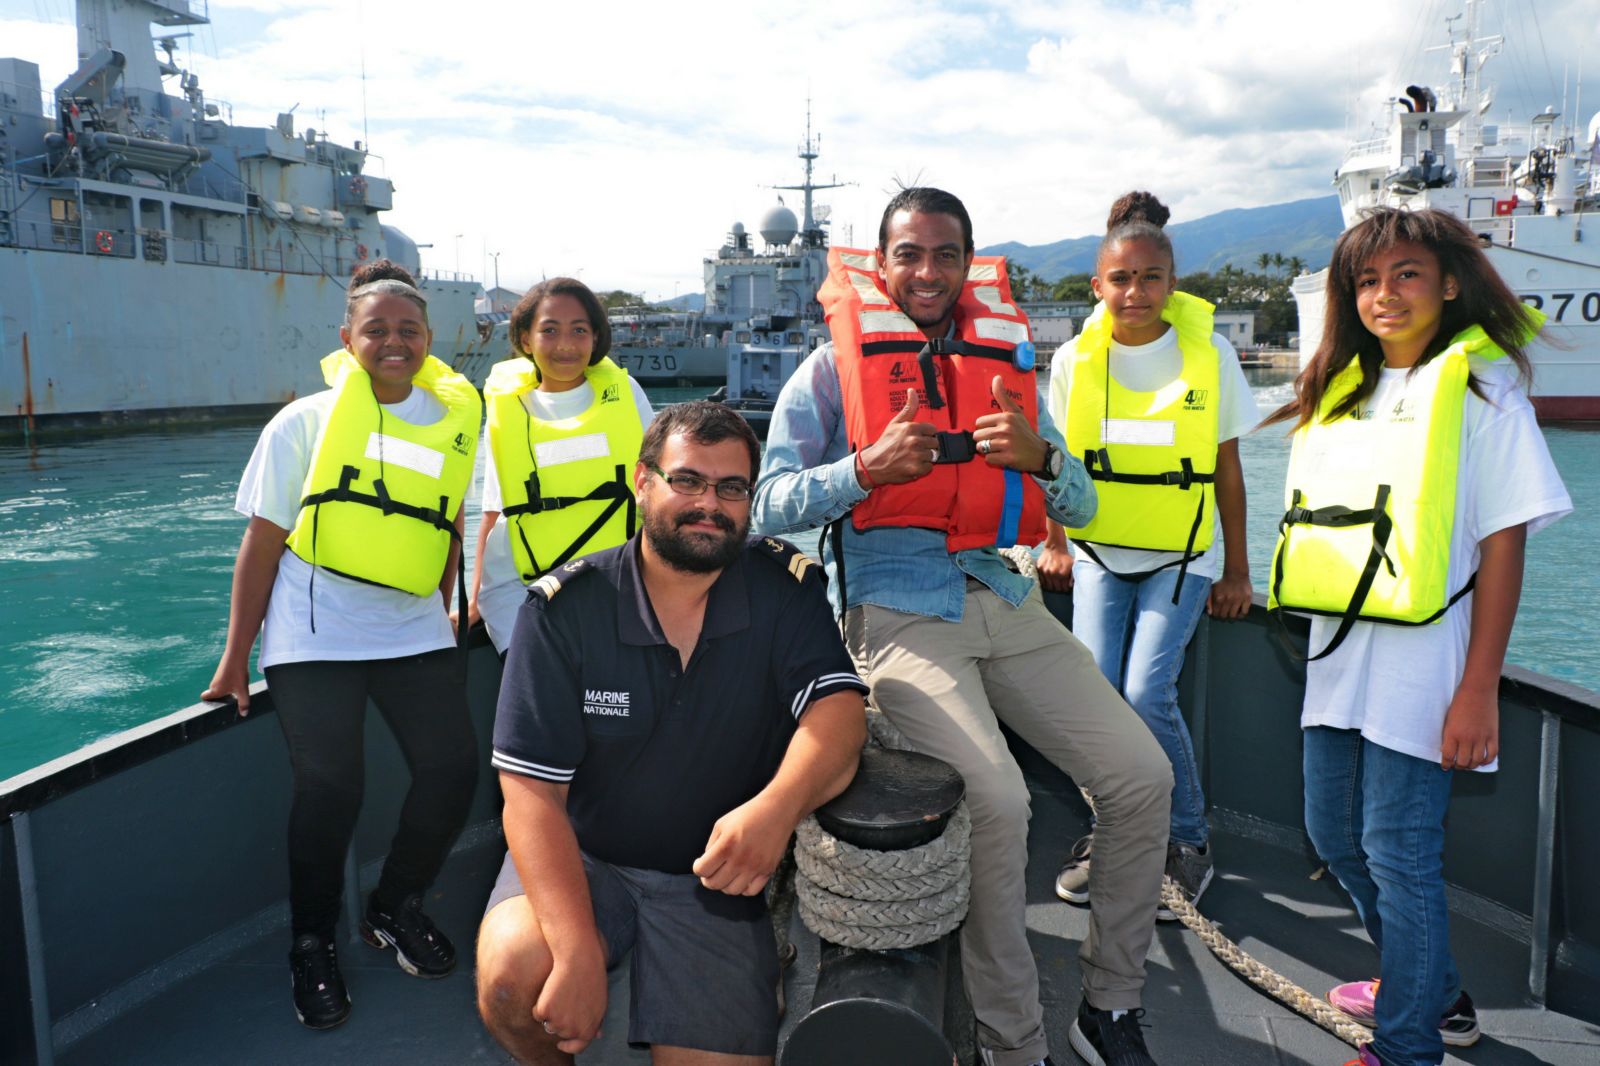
[643,506,747,573]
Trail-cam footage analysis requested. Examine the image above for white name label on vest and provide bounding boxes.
[1101,419,1175,447]
[534,433,610,468]
[365,433,445,479]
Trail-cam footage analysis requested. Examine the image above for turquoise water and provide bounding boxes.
[2,373,1595,781]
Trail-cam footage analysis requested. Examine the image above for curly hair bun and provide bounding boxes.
[1106,191,1170,232]
[350,258,418,289]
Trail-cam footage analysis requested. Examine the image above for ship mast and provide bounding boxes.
[771,104,846,250]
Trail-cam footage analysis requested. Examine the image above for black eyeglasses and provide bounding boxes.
[650,465,753,502]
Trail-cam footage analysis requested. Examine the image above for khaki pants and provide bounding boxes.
[844,584,1171,1066]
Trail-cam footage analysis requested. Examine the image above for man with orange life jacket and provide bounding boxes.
[752,187,1173,1066]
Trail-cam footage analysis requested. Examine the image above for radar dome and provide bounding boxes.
[732,222,746,235]
[759,204,798,247]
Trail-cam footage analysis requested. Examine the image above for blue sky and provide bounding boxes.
[3,0,1594,298]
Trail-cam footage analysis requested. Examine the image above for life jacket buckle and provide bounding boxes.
[933,430,977,464]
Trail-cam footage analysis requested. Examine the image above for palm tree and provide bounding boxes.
[1256,252,1271,272]
[1288,255,1306,276]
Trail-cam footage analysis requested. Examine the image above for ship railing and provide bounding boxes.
[420,268,476,284]
[1342,135,1390,164]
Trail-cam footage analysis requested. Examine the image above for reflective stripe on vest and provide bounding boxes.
[1062,290,1220,554]
[285,350,481,596]
[485,356,642,582]
[1266,317,1538,657]
[821,246,1045,552]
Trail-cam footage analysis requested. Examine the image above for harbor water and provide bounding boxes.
[2,370,1595,782]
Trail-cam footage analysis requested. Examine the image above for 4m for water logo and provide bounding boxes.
[888,361,918,385]
[601,384,621,404]
[1183,388,1210,411]
[451,432,471,455]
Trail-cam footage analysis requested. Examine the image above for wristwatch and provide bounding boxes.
[1034,441,1064,481]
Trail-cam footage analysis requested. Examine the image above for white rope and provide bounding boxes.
[1159,880,1371,1047]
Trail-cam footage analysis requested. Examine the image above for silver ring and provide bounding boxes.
[929,447,939,464]
[977,439,992,455]
[543,1021,555,1035]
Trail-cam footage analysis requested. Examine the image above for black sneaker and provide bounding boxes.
[1156,842,1213,922]
[360,893,456,978]
[289,932,351,1030]
[1440,989,1481,1047]
[1068,998,1156,1066]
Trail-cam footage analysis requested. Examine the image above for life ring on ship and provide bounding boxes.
[1494,199,1517,216]
[349,175,368,197]
[95,230,113,253]
[355,243,369,261]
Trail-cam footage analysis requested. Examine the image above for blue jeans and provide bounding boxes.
[1072,564,1210,848]
[1303,727,1459,1066]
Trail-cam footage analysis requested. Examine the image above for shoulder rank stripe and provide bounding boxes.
[528,555,595,601]
[757,535,816,582]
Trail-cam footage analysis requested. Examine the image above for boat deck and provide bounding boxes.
[54,767,1598,1065]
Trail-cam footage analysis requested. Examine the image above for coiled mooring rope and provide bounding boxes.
[792,705,973,951]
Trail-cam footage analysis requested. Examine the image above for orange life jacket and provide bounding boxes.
[820,247,1046,552]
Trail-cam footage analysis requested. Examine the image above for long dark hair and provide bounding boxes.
[1265,207,1536,429]
[509,277,612,363]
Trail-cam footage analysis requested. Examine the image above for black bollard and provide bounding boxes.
[781,747,968,1066]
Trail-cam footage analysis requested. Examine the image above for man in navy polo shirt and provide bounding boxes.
[476,401,868,1065]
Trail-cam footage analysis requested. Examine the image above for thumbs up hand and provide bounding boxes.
[857,388,938,488]
[973,374,1047,472]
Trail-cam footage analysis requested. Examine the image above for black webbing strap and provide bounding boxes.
[1077,451,1214,605]
[504,464,635,582]
[827,515,849,622]
[1082,448,1216,489]
[299,465,459,536]
[1271,485,1397,661]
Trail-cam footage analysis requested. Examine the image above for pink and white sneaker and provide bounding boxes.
[1340,1046,1382,1066]
[1327,979,1481,1047]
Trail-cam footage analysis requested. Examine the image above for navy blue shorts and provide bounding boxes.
[487,849,779,1055]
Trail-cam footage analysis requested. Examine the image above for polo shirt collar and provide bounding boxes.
[615,535,752,647]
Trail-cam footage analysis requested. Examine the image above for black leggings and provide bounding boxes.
[264,650,478,938]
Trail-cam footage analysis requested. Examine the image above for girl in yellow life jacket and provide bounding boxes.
[202,260,481,1032]
[1263,209,1569,1066]
[469,277,654,656]
[1043,191,1259,920]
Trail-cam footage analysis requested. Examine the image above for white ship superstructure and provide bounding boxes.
[1293,0,1600,419]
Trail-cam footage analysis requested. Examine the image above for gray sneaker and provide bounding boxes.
[1054,833,1094,904]
[1157,841,1213,921]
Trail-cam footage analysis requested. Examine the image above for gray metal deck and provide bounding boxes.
[7,595,1598,1065]
[50,778,1599,1065]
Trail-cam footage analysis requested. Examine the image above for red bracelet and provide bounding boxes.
[855,450,877,489]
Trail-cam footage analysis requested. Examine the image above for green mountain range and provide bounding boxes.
[980,195,1344,279]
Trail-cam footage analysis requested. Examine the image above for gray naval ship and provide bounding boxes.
[0,0,488,442]
[610,120,842,411]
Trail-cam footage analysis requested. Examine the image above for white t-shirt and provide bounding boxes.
[1047,329,1261,582]
[477,377,655,653]
[236,386,460,669]
[1299,360,1571,770]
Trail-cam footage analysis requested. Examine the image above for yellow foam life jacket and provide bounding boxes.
[1267,317,1537,659]
[285,350,481,596]
[485,356,642,582]
[1060,291,1220,563]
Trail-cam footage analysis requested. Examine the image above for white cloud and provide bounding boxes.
[4,0,1596,297]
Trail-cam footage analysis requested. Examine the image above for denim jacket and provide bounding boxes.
[751,342,1097,621]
